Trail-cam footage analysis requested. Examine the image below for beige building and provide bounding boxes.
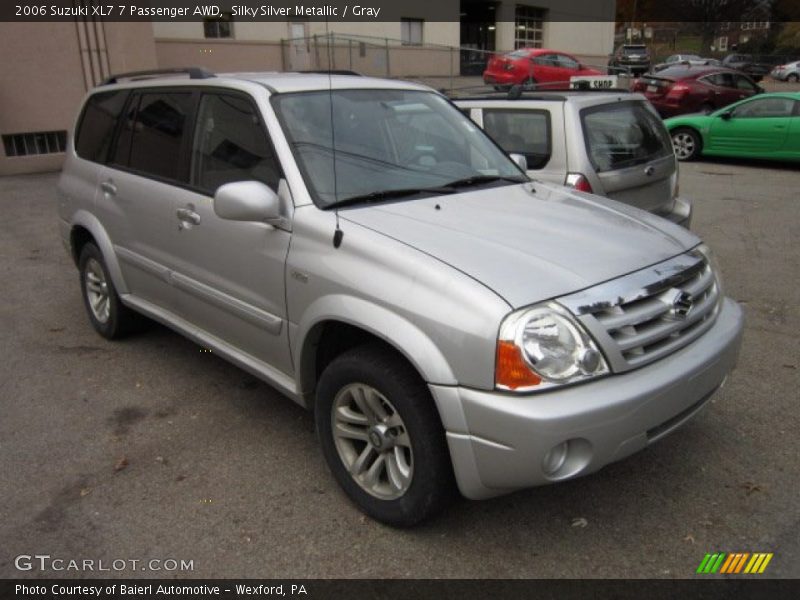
[0,1,615,175]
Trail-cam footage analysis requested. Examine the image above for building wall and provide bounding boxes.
[0,22,156,176]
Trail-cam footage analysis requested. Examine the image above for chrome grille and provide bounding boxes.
[559,250,721,373]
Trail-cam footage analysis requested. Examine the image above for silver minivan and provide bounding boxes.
[456,91,692,227]
[58,69,741,526]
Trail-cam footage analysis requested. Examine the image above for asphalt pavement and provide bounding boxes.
[1,161,798,579]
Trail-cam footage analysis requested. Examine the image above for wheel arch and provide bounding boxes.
[294,296,458,405]
[68,210,129,295]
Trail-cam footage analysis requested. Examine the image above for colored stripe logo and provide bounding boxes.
[696,552,773,574]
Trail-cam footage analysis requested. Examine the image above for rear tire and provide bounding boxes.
[671,127,702,161]
[788,73,799,83]
[315,343,456,527]
[78,243,141,339]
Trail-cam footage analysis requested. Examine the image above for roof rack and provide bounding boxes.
[294,69,363,76]
[444,82,632,101]
[101,67,216,86]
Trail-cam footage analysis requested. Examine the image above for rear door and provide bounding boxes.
[532,54,561,85]
[578,100,677,216]
[97,88,196,313]
[707,96,794,155]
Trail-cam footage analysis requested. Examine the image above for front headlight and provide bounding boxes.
[496,302,609,392]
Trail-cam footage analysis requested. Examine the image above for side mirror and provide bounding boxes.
[720,110,733,121]
[509,153,528,171]
[214,180,281,224]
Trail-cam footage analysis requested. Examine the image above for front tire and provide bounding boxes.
[78,243,141,339]
[315,344,456,526]
[671,127,702,161]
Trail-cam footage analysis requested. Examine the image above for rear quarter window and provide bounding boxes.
[75,90,129,163]
[482,109,551,169]
[580,101,672,173]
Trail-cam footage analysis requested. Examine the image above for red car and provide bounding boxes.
[483,48,602,89]
[632,66,762,118]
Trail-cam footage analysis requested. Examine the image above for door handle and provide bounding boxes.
[176,207,201,226]
[100,180,117,196]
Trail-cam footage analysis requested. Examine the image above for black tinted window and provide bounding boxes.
[581,101,672,172]
[191,93,280,193]
[123,92,193,181]
[483,109,551,169]
[75,91,129,163]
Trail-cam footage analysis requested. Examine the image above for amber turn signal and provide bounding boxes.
[496,340,542,390]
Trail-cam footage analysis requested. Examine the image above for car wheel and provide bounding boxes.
[788,73,799,83]
[315,343,456,527]
[78,243,141,339]
[671,128,702,161]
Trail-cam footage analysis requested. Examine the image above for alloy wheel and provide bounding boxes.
[84,258,110,323]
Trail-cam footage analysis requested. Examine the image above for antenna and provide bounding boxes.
[324,18,343,249]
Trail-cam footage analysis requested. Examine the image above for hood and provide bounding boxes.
[341,182,699,308]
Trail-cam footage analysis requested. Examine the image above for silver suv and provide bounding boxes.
[456,91,692,227]
[58,69,742,526]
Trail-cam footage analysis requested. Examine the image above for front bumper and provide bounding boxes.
[430,297,743,500]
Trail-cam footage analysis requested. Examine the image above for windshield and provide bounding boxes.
[271,89,525,208]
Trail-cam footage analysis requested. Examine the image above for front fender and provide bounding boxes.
[69,209,129,295]
[293,294,458,396]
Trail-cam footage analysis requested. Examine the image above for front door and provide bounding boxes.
[708,96,794,156]
[168,91,293,376]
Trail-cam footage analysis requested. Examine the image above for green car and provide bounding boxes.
[664,92,800,161]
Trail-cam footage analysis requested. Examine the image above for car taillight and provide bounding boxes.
[565,173,593,193]
[666,83,690,99]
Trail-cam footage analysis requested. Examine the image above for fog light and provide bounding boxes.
[542,442,568,475]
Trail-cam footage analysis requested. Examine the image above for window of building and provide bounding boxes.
[191,93,280,194]
[2,131,67,157]
[204,13,233,39]
[401,18,423,46]
[114,92,194,182]
[718,36,728,52]
[75,90,129,163]
[514,5,545,49]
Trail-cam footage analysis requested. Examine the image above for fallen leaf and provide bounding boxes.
[113,456,129,472]
[741,481,762,495]
[571,517,588,528]
[683,534,695,544]
[80,488,91,497]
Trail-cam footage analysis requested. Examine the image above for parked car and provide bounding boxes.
[665,92,800,161]
[608,44,652,76]
[652,55,720,72]
[632,66,762,117]
[721,54,771,82]
[483,48,601,89]
[771,61,800,82]
[455,90,691,226]
[59,68,743,526]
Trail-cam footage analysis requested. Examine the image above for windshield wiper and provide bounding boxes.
[324,186,455,210]
[442,174,527,189]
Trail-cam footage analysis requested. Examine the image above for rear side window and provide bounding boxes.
[75,90,129,163]
[113,91,194,182]
[581,101,672,172]
[482,109,551,169]
[190,93,281,194]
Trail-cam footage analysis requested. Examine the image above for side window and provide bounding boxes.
[709,73,735,88]
[482,109,551,169]
[112,92,194,182]
[75,90,129,163]
[732,97,795,118]
[190,93,280,194]
[735,75,758,92]
[557,54,580,70]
